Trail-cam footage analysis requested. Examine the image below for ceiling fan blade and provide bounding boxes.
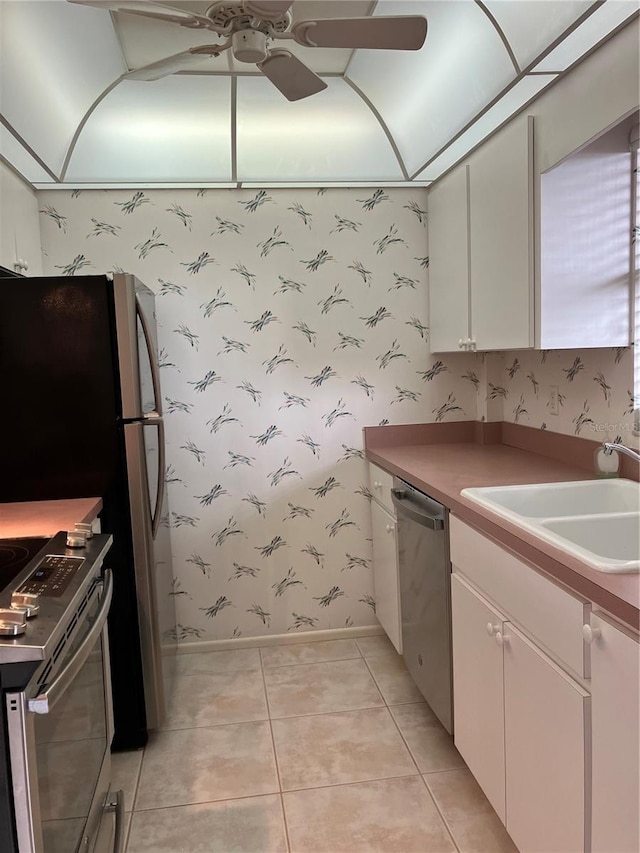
[125,46,223,80]
[244,1,294,20]
[67,0,213,29]
[292,16,428,50]
[258,50,327,102]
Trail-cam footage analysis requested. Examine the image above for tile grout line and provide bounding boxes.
[359,653,399,711]
[128,790,289,814]
[262,654,362,670]
[383,704,462,852]
[260,648,293,853]
[122,749,145,849]
[419,773,463,853]
[361,655,462,853]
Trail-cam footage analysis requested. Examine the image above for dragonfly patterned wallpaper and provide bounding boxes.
[483,348,635,440]
[38,187,480,642]
[37,187,635,643]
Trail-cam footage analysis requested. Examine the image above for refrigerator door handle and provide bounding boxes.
[151,418,166,540]
[136,296,163,417]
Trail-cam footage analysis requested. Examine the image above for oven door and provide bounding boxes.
[7,571,119,853]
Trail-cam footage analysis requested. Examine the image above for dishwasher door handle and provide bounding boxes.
[392,490,444,530]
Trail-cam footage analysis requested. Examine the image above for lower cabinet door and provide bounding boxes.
[503,623,588,853]
[370,500,402,653]
[590,612,639,853]
[451,574,506,821]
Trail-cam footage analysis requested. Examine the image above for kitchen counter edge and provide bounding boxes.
[366,446,639,632]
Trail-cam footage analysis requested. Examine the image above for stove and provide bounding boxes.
[0,529,120,852]
[0,538,49,589]
[0,531,112,662]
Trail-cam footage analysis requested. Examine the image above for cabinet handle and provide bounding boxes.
[467,338,477,351]
[457,338,467,350]
[495,631,510,647]
[374,481,382,489]
[385,524,394,534]
[582,624,601,644]
[486,622,500,636]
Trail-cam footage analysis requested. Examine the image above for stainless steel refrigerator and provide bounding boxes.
[0,272,176,749]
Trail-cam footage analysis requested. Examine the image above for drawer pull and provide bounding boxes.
[582,624,601,644]
[386,524,394,534]
[486,622,500,637]
[495,631,510,647]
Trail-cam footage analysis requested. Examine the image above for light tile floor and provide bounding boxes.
[113,635,518,853]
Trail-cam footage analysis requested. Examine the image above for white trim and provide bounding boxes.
[171,624,385,655]
[34,181,430,190]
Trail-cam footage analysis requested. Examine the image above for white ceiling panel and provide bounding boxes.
[348,0,516,176]
[533,0,640,72]
[483,0,594,70]
[0,125,56,184]
[0,0,126,176]
[236,76,401,181]
[112,9,234,72]
[66,76,232,181]
[415,74,557,182]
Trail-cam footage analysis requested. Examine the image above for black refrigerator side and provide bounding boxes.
[0,275,120,502]
[0,275,150,749]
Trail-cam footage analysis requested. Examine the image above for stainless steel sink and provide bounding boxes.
[461,479,640,573]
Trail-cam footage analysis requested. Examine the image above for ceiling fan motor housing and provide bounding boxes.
[232,28,269,62]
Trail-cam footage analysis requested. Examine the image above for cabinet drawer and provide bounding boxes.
[368,462,395,514]
[450,516,589,678]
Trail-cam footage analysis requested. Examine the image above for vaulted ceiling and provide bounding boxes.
[0,0,638,188]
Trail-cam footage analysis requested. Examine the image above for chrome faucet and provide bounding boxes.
[602,441,640,463]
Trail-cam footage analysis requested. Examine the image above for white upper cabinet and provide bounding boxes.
[0,161,42,276]
[427,165,470,352]
[469,114,534,351]
[428,114,533,352]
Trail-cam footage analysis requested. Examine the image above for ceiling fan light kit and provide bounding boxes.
[232,29,268,63]
[69,0,428,100]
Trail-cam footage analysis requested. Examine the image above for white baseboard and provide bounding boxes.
[172,623,385,655]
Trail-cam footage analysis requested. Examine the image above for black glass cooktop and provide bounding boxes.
[0,537,49,591]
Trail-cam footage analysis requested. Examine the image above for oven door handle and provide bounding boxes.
[28,570,114,715]
[105,789,126,853]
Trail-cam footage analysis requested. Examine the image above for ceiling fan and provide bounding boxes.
[68,0,427,101]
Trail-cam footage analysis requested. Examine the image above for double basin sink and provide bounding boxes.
[461,479,640,573]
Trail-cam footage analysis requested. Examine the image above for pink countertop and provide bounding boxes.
[366,431,640,631]
[0,498,103,539]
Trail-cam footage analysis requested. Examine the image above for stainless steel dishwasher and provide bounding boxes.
[392,477,453,734]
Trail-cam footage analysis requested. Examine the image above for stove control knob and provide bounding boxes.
[74,523,93,539]
[11,592,40,618]
[0,608,27,636]
[66,529,88,548]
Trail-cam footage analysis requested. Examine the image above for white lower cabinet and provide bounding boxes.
[589,612,640,853]
[370,499,402,653]
[451,574,506,821]
[503,622,588,853]
[452,573,588,853]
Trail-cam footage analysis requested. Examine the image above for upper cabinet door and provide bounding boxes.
[469,114,534,351]
[428,165,470,353]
